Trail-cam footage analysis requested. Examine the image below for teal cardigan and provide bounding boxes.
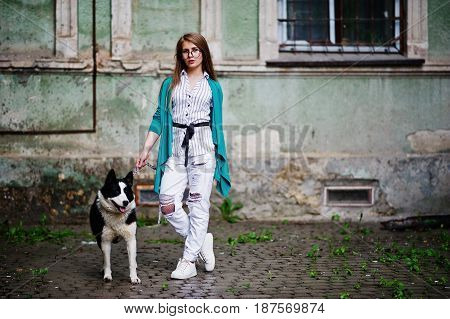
[148,76,231,197]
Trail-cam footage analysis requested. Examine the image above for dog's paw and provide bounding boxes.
[130,276,141,284]
[103,274,113,282]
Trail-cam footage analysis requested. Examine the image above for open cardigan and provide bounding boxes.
[148,76,231,197]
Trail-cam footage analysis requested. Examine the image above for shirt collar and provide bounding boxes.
[181,69,209,79]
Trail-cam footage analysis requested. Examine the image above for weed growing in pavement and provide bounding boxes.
[161,282,169,290]
[339,292,350,299]
[332,246,348,257]
[426,276,448,286]
[375,241,450,274]
[360,261,368,272]
[359,227,372,236]
[31,267,48,276]
[227,237,238,256]
[353,282,361,290]
[343,264,353,276]
[137,216,167,227]
[226,229,274,255]
[379,277,411,299]
[242,282,251,289]
[308,269,319,279]
[306,244,320,259]
[233,229,273,244]
[215,197,243,224]
[267,270,273,281]
[226,287,240,296]
[3,214,75,244]
[313,235,330,242]
[282,219,289,225]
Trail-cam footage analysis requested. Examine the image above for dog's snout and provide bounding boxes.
[123,200,129,207]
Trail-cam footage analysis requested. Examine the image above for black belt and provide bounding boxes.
[173,121,210,167]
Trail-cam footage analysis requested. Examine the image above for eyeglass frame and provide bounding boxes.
[181,47,202,59]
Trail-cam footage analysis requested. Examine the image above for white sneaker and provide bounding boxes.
[199,233,215,271]
[170,258,197,280]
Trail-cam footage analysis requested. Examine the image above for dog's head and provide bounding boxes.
[98,169,135,214]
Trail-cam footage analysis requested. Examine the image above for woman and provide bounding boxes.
[136,33,231,280]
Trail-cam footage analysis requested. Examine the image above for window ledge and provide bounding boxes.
[266,53,425,67]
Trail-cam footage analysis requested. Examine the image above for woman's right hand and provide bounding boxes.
[135,150,150,169]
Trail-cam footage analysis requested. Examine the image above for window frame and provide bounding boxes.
[277,0,405,54]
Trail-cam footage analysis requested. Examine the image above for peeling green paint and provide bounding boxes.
[78,0,93,52]
[94,0,111,52]
[0,74,93,131]
[222,0,258,60]
[131,0,200,54]
[0,0,54,56]
[428,0,450,61]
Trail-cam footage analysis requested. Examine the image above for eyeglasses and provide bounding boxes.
[182,47,201,58]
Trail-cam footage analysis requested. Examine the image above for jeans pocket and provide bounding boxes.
[192,152,215,174]
[164,156,176,171]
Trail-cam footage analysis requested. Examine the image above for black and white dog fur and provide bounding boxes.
[89,169,141,284]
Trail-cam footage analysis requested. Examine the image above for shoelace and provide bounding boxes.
[198,251,209,263]
[179,259,192,271]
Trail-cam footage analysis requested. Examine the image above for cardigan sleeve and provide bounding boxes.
[148,79,168,135]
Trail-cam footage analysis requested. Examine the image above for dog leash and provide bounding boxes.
[132,162,156,176]
[132,162,162,224]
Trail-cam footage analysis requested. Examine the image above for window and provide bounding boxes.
[278,0,405,53]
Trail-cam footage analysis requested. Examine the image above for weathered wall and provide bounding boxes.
[0,0,449,224]
[428,0,450,61]
[0,0,54,57]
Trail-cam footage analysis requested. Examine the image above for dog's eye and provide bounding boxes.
[124,186,134,200]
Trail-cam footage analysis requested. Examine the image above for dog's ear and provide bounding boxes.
[105,169,116,184]
[124,171,133,186]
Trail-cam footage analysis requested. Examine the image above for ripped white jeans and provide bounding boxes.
[159,151,216,262]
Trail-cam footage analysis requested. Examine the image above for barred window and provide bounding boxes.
[278,0,404,53]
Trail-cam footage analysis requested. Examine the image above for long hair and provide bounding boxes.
[171,33,217,90]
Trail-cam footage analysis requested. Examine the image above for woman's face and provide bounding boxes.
[181,40,203,71]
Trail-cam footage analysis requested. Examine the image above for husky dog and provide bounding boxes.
[89,169,141,284]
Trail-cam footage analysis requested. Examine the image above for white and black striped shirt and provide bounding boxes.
[171,69,215,157]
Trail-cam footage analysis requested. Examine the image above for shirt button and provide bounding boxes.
[185,113,188,116]
[188,104,190,107]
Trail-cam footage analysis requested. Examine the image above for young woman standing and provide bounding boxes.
[136,33,231,280]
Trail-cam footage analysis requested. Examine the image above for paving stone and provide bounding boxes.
[1,219,449,299]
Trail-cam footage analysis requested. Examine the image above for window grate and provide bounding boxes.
[278,0,405,53]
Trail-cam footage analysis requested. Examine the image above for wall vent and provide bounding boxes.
[135,184,159,206]
[324,186,374,207]
[135,185,190,206]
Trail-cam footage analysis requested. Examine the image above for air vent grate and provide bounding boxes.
[324,186,374,207]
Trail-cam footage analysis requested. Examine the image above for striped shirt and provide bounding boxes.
[171,69,215,157]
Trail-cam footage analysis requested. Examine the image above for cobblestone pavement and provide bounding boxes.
[1,215,449,299]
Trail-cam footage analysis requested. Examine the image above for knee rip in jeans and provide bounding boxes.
[187,192,202,203]
[159,194,175,215]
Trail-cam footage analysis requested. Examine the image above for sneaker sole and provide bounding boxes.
[170,270,197,280]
